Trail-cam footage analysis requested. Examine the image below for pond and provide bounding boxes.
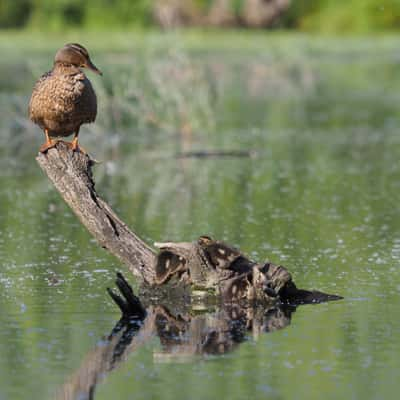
[0,33,399,400]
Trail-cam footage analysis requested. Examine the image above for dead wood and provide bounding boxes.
[36,143,342,304]
[36,142,156,284]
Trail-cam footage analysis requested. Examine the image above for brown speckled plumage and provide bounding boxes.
[29,43,102,152]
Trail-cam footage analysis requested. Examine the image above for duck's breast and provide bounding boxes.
[29,71,97,135]
[73,74,97,125]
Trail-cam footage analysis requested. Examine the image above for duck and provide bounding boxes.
[29,43,102,153]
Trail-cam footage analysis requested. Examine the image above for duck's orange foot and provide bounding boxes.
[61,140,88,155]
[69,138,87,155]
[39,140,57,153]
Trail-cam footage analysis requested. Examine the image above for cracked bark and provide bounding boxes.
[36,142,156,284]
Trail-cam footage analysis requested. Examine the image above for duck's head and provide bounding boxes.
[54,43,102,75]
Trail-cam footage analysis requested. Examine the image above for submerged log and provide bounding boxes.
[37,143,342,304]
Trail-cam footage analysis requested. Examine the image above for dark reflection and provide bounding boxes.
[56,274,332,399]
[152,303,294,360]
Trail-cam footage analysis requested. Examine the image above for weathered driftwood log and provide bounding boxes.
[153,235,342,304]
[37,143,341,304]
[36,142,156,283]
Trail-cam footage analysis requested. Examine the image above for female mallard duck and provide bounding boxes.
[29,43,102,153]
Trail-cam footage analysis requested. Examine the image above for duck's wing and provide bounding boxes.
[28,70,53,124]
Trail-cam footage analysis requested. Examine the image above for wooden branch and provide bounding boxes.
[36,142,342,304]
[36,142,156,284]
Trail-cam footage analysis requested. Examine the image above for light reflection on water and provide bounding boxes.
[0,37,400,399]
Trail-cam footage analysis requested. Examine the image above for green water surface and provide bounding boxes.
[0,32,399,400]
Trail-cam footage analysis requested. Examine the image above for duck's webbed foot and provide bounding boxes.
[39,130,57,153]
[63,140,87,154]
[71,141,87,155]
[70,129,87,154]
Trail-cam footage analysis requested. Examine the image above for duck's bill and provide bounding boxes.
[86,59,102,75]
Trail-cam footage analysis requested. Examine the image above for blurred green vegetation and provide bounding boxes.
[0,0,399,33]
[285,0,400,33]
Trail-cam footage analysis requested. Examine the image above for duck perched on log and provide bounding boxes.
[29,43,102,153]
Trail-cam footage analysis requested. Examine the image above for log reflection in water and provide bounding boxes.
[153,302,294,362]
[56,286,297,399]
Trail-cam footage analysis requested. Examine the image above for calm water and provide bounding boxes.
[0,34,399,399]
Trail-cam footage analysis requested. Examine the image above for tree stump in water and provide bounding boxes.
[36,142,342,305]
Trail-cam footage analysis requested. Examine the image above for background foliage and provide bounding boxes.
[1,0,399,32]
